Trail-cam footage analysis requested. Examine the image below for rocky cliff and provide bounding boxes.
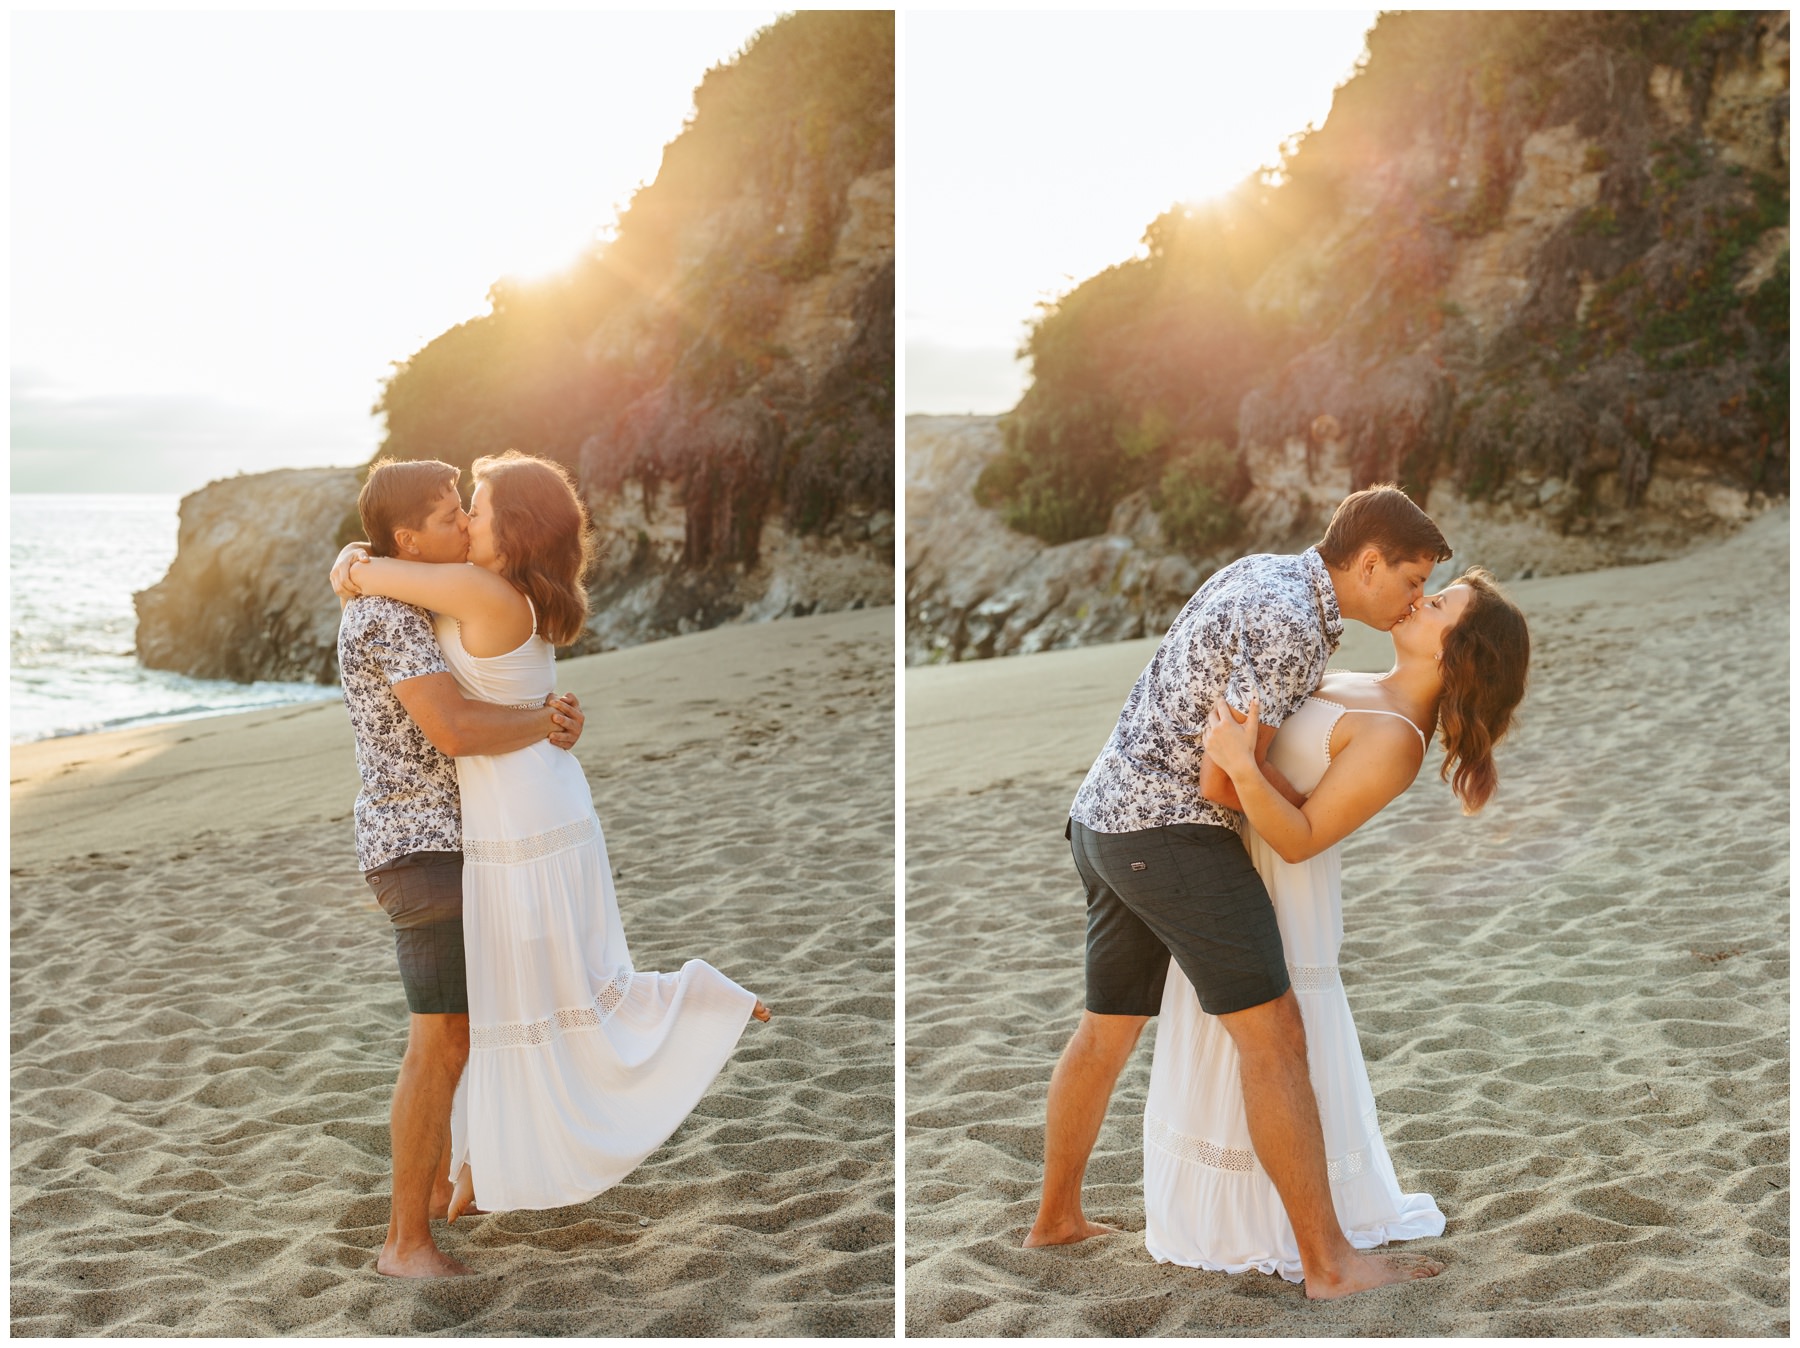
[135,468,357,683]
[917,11,1786,663]
[1228,9,1788,540]
[908,417,1208,664]
[907,409,1771,665]
[136,12,893,684]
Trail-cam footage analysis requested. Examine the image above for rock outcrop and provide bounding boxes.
[906,413,1773,665]
[1225,11,1788,538]
[908,417,1211,664]
[569,143,896,649]
[580,486,892,652]
[135,468,357,684]
[135,458,892,684]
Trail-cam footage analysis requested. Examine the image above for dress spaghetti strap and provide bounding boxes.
[1341,706,1428,752]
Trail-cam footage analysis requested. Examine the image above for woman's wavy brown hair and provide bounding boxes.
[1436,566,1530,814]
[471,451,596,647]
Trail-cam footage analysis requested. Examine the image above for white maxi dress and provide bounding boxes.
[1143,696,1444,1280]
[437,609,758,1212]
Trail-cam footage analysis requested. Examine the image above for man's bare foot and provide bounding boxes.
[752,999,772,1022]
[376,1244,475,1278]
[1304,1251,1443,1300]
[446,1165,479,1224]
[1022,1217,1118,1248]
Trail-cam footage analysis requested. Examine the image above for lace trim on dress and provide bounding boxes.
[1145,1112,1258,1172]
[1307,696,1350,766]
[1147,1105,1381,1182]
[464,814,598,865]
[1323,1106,1382,1182]
[468,967,635,1051]
[1287,963,1340,992]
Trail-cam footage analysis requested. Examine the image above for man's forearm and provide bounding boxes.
[1202,755,1306,812]
[441,700,555,757]
[1261,759,1308,808]
[1199,755,1244,811]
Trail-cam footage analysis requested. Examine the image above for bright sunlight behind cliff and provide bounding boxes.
[907,10,1377,415]
[11,11,777,494]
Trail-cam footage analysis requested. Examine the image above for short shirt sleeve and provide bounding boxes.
[366,604,449,686]
[1219,593,1313,729]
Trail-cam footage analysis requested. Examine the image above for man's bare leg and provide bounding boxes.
[1023,1010,1149,1247]
[378,1012,473,1278]
[1220,992,1442,1299]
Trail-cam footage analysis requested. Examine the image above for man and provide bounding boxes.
[1024,484,1452,1300]
[337,457,584,1279]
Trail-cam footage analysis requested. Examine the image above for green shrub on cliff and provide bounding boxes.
[1154,440,1246,554]
[981,202,1282,544]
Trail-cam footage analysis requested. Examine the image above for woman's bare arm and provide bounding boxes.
[329,543,529,654]
[1205,696,1421,863]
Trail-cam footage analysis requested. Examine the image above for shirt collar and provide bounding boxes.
[1301,547,1344,649]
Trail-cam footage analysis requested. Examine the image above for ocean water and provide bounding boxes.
[10,493,341,744]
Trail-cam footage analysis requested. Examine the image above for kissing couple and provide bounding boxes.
[1026,484,1531,1300]
[334,452,770,1278]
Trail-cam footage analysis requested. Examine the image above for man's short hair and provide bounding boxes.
[1316,483,1452,568]
[358,459,460,557]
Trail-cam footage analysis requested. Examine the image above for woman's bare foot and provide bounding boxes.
[1304,1251,1444,1300]
[446,1164,479,1225]
[1022,1217,1118,1248]
[376,1242,475,1279]
[752,999,772,1022]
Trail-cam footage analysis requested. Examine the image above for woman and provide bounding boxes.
[336,451,769,1218]
[1143,568,1529,1281]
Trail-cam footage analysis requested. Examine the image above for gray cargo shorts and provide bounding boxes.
[1069,817,1289,1018]
[365,850,468,1016]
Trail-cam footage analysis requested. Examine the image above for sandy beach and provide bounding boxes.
[905,512,1788,1336]
[12,606,896,1337]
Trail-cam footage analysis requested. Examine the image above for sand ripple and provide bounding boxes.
[905,519,1787,1336]
[13,611,895,1336]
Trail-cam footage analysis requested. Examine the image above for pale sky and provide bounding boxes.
[11,10,779,493]
[907,10,1377,415]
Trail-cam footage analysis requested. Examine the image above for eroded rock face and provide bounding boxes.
[134,468,359,684]
[576,160,895,643]
[580,479,893,654]
[907,417,1216,665]
[1442,123,1606,353]
[1237,13,1790,517]
[906,415,1775,664]
[134,459,894,684]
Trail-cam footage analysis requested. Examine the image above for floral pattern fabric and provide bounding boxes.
[1070,547,1344,835]
[339,596,462,871]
